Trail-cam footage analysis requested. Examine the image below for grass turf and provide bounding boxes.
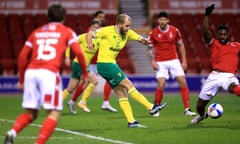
[0,93,240,144]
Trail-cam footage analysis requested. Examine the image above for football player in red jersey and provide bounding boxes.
[4,4,88,144]
[191,4,240,124]
[147,11,196,117]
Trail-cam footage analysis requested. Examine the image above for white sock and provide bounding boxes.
[9,129,17,137]
[68,100,75,105]
[103,101,109,105]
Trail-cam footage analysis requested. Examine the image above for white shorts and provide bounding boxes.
[22,69,63,110]
[199,71,239,100]
[155,59,185,79]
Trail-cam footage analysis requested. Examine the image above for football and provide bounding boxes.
[207,103,224,119]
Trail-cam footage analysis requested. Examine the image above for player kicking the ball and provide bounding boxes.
[191,4,240,124]
[87,14,167,128]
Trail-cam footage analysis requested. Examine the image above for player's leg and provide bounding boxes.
[97,63,147,128]
[120,78,167,116]
[78,72,98,112]
[155,78,165,105]
[113,82,146,128]
[35,110,60,144]
[226,76,240,96]
[190,73,218,124]
[63,61,82,100]
[190,98,209,124]
[63,78,79,100]
[175,76,196,116]
[101,82,117,112]
[4,69,41,143]
[66,82,84,114]
[114,86,135,123]
[4,109,38,144]
[170,59,196,116]
[35,70,63,143]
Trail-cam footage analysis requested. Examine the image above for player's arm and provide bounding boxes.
[146,45,158,71]
[177,41,187,70]
[203,4,215,43]
[18,43,32,89]
[128,29,150,45]
[86,30,94,49]
[146,34,158,70]
[64,46,71,66]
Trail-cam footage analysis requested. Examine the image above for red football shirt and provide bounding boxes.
[209,39,240,74]
[18,22,87,83]
[149,25,182,61]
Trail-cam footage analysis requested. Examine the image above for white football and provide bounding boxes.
[207,103,223,119]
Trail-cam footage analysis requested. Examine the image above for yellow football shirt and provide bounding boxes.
[96,25,142,63]
[65,33,99,65]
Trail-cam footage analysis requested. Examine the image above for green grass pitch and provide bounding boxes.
[0,93,240,144]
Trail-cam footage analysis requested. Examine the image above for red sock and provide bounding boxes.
[232,85,240,96]
[35,118,57,144]
[72,83,84,102]
[103,82,112,101]
[12,113,33,133]
[154,89,163,105]
[180,87,190,109]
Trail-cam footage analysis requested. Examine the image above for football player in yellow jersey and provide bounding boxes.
[87,14,167,128]
[62,20,101,114]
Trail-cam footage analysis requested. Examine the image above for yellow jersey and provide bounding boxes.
[96,25,142,63]
[65,33,99,65]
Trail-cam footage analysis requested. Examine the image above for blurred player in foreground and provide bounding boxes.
[4,4,88,144]
[147,11,196,117]
[191,4,240,124]
[87,13,167,128]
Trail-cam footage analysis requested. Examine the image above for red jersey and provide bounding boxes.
[209,39,240,74]
[18,23,87,83]
[149,25,182,61]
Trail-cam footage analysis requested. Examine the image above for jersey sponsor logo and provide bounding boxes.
[109,47,121,52]
[117,72,122,77]
[85,50,96,54]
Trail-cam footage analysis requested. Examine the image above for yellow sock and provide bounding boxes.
[119,98,135,123]
[62,89,70,100]
[128,87,153,110]
[80,83,95,103]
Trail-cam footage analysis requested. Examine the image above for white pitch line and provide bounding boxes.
[0,119,133,144]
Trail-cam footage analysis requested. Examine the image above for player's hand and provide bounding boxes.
[151,61,159,71]
[81,73,89,89]
[141,37,150,45]
[205,4,215,16]
[16,81,24,90]
[65,57,71,66]
[181,62,188,71]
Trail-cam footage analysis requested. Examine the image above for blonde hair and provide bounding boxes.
[116,14,131,24]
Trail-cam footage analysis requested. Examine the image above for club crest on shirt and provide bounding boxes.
[169,32,173,39]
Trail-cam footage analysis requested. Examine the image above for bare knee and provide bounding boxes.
[25,109,39,120]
